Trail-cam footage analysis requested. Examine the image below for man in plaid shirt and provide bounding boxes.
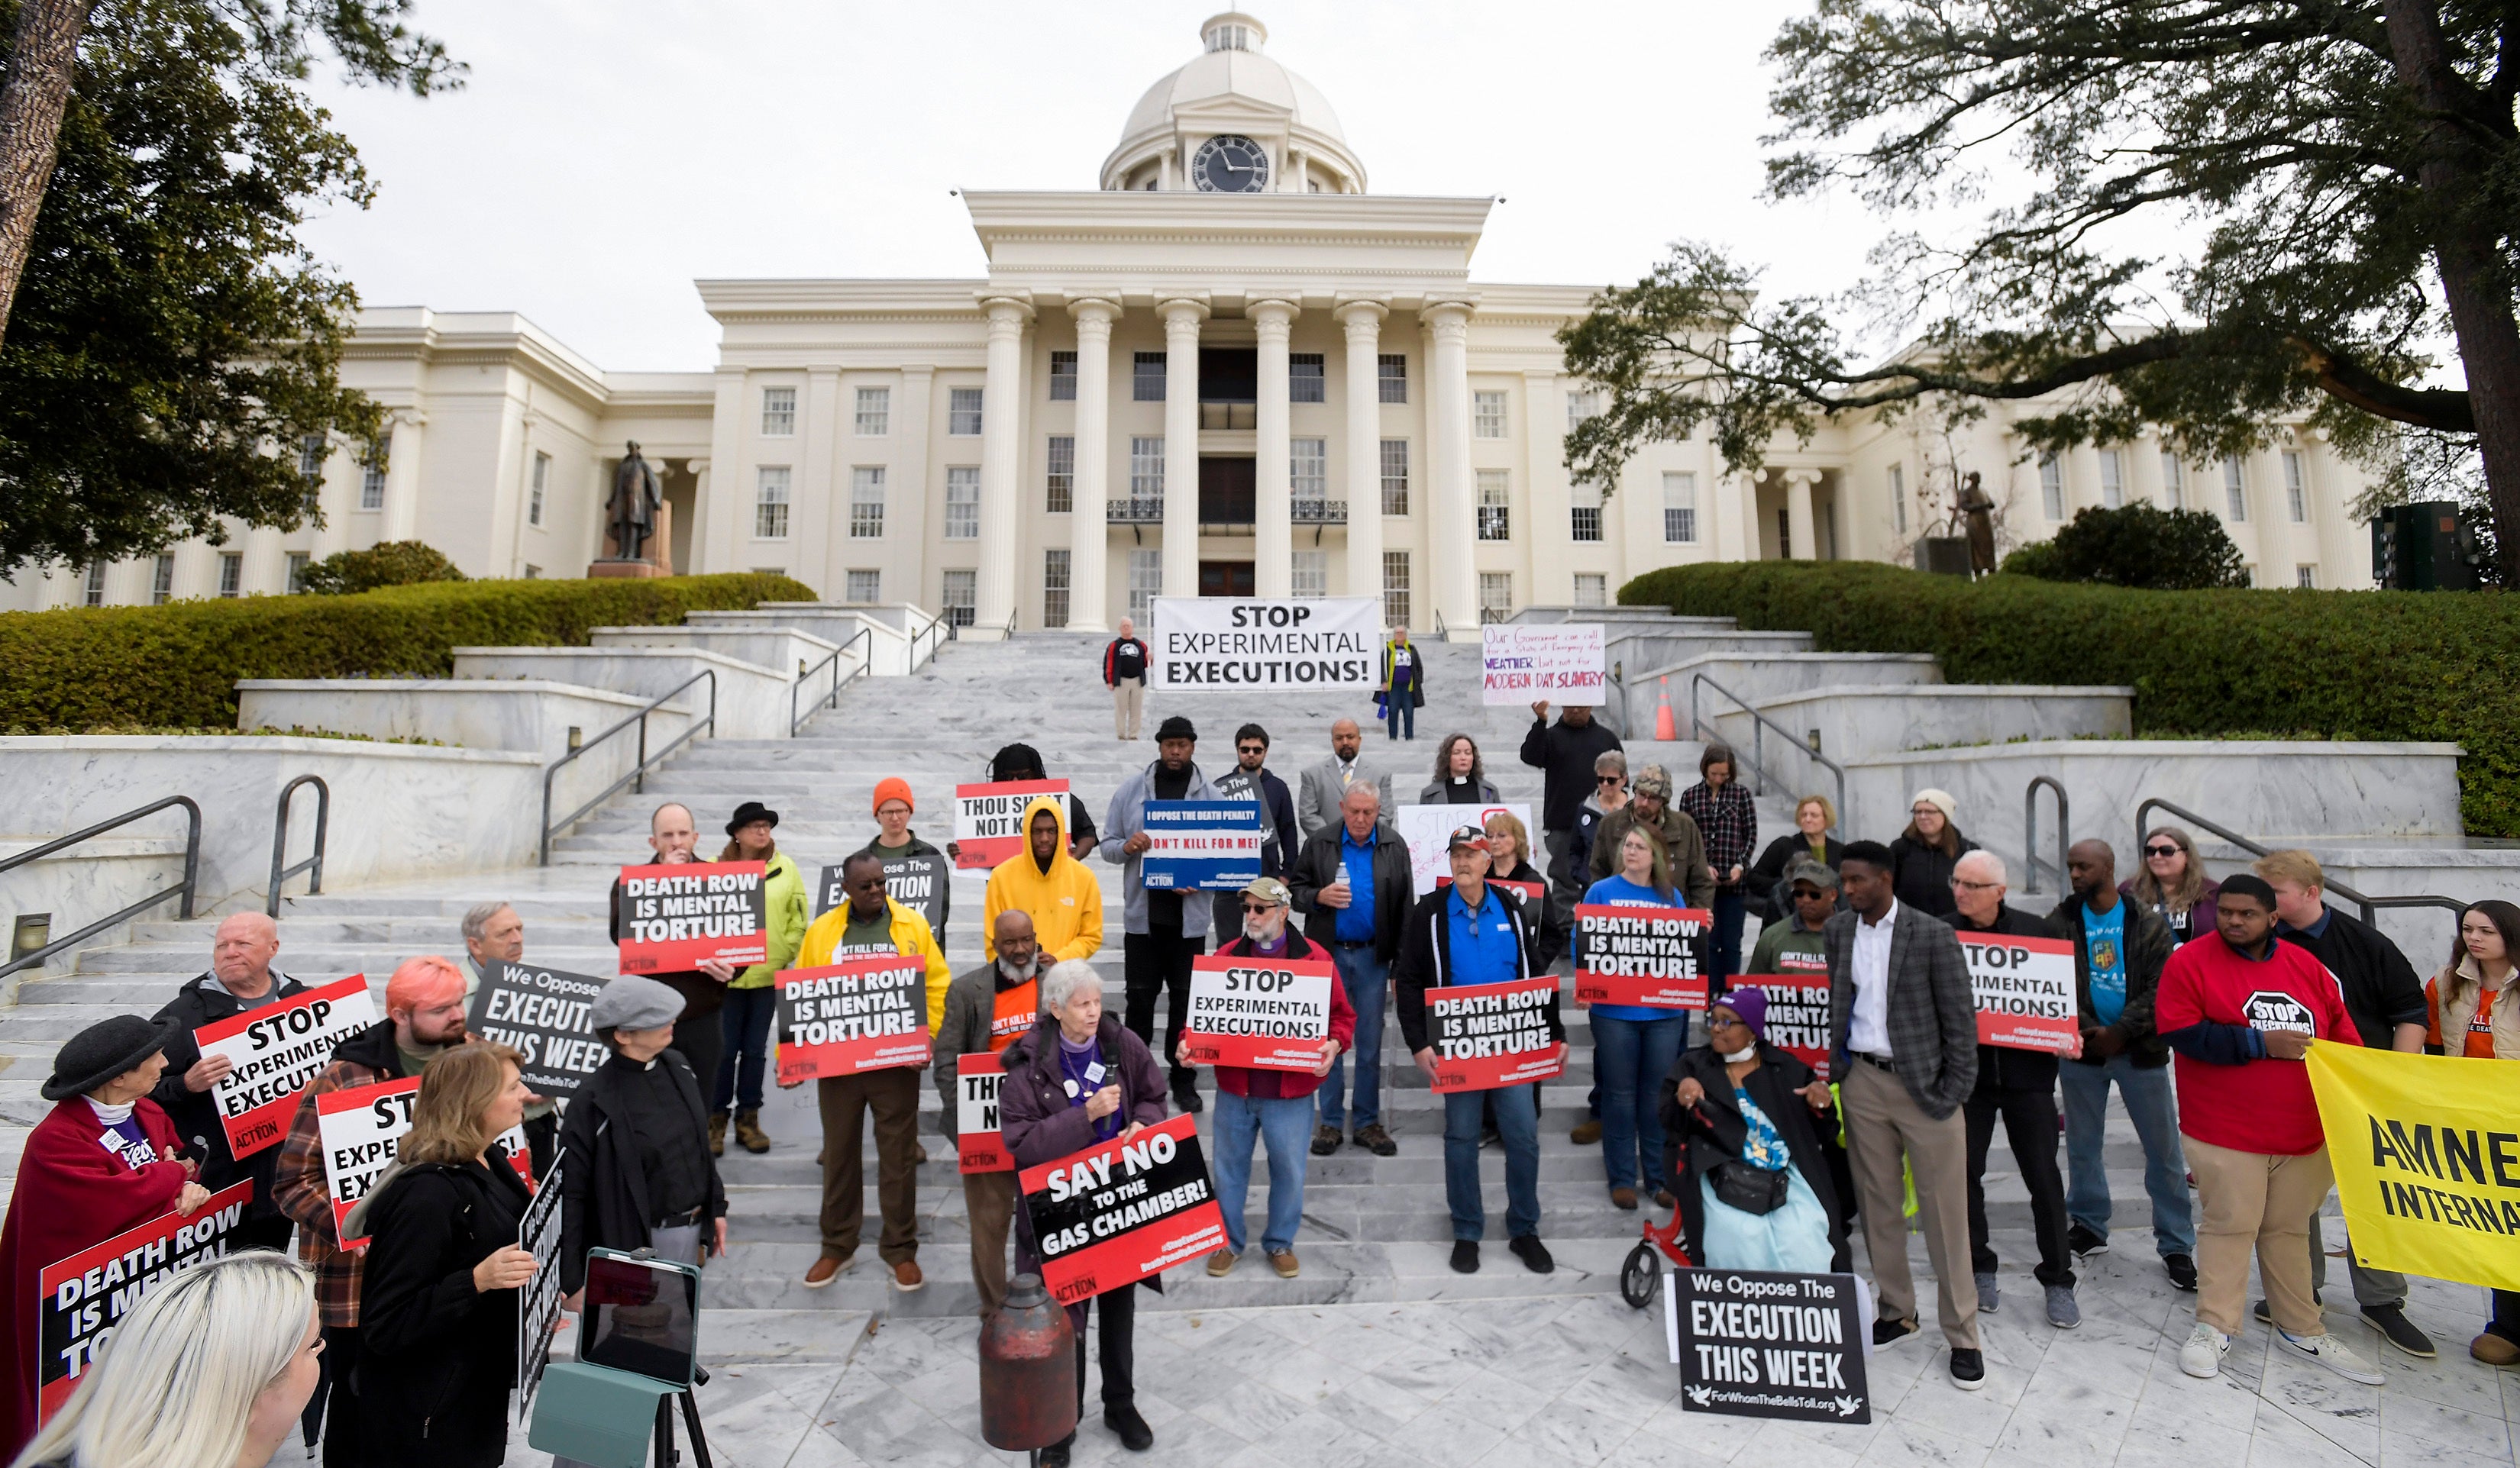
[271,957,471,1466]
[1678,746,1758,989]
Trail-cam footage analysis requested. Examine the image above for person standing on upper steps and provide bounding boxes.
[1378,624,1426,741]
[1103,616,1151,741]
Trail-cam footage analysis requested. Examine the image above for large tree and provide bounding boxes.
[0,0,454,575]
[1561,1,2520,580]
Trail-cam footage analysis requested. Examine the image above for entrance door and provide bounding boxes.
[1199,560,1256,597]
[1198,456,1256,527]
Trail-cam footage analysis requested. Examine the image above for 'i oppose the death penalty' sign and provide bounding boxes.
[1426,973,1563,1092]
[1481,622,1607,705]
[774,956,932,1084]
[1678,1268,1871,1424]
[818,854,948,928]
[957,1053,1010,1173]
[1957,933,2082,1054]
[517,1157,566,1408]
[467,961,609,1101]
[1023,1112,1227,1305]
[37,1180,254,1425]
[1139,801,1264,890]
[1746,967,1833,1079]
[195,973,376,1158]
[1181,955,1335,1070]
[1574,905,1711,1010]
[616,860,768,972]
[953,779,1072,870]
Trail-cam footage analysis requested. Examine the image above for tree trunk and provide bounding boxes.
[0,0,91,349]
[2383,0,2520,585]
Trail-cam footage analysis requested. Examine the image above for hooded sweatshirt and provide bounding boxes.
[983,794,1106,962]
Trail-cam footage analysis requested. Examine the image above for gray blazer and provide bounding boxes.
[1297,755,1396,838]
[1417,776,1502,805]
[1824,902,1979,1118]
[1101,757,1223,936]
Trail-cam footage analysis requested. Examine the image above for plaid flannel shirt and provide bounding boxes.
[271,1054,392,1327]
[1680,780,1759,879]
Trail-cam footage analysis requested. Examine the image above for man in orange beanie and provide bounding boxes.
[855,777,951,950]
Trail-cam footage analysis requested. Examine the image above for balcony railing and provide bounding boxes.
[1103,498,1349,528]
[1291,498,1348,524]
[1107,498,1166,524]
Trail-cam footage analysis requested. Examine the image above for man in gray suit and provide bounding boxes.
[1827,839,1986,1390]
[1296,717,1395,839]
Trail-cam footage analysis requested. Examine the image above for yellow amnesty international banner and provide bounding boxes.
[2305,1042,2520,1292]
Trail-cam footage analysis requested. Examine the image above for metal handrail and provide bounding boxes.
[909,613,947,669]
[2133,796,2466,924]
[0,795,202,979]
[1688,673,1847,836]
[790,628,872,736]
[2023,776,2068,895]
[267,775,329,917]
[539,669,717,866]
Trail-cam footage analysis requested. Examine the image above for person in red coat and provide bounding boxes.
[1,1015,208,1459]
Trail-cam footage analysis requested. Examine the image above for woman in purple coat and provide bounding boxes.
[998,960,1168,1466]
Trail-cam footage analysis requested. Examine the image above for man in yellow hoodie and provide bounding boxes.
[983,794,1104,963]
[789,850,951,1293]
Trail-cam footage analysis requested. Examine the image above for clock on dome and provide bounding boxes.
[1191,134,1270,193]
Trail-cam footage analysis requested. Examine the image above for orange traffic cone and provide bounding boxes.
[1654,676,1677,740]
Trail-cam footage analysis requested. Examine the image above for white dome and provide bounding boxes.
[1101,14,1365,192]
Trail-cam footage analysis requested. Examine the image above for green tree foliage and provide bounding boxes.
[296,538,465,595]
[1998,503,2247,589]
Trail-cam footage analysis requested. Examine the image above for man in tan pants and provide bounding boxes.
[1824,841,1986,1389]
[1104,619,1149,740]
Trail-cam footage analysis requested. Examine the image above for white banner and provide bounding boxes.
[1146,597,1381,692]
[1394,801,1534,895]
[1482,623,1607,705]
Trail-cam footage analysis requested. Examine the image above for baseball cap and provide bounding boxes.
[1241,876,1292,905]
[1446,826,1491,853]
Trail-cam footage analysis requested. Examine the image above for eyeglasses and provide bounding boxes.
[1953,879,2002,892]
[2144,845,2182,858]
[1910,805,1940,818]
[1707,1015,1746,1030]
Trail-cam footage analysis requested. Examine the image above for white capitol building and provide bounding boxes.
[19,11,2379,624]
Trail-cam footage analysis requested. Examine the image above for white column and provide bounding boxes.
[1337,300,1386,600]
[893,366,935,605]
[1785,469,1818,560]
[1067,298,1116,631]
[1160,297,1207,604]
[1252,298,1297,598]
[1523,370,1569,602]
[1424,301,1477,634]
[378,411,426,543]
[976,295,1032,637]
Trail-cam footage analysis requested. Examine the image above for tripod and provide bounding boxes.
[650,1366,713,1468]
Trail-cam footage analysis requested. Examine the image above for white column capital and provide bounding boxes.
[686,457,710,477]
[1158,296,1211,329]
[1249,298,1299,336]
[1780,467,1822,487]
[1068,297,1120,328]
[981,295,1035,333]
[1422,299,1475,338]
[1335,298,1388,334]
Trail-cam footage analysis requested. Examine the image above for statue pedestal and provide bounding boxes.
[586,558,669,579]
[589,502,673,579]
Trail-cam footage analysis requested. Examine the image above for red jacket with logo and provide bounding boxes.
[2156,933,2360,1155]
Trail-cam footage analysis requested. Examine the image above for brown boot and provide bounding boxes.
[734,1109,771,1153]
[708,1111,727,1157]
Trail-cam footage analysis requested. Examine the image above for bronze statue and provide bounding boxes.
[1956,470,1998,576]
[606,442,662,563]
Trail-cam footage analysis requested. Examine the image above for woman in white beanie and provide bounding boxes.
[1888,788,1979,919]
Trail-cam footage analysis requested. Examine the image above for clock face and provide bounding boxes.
[1192,134,1270,193]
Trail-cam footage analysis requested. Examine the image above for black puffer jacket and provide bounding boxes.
[1887,828,1979,918]
[146,970,311,1228]
[356,1158,531,1467]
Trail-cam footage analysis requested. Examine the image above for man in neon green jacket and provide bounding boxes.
[714,801,810,1156]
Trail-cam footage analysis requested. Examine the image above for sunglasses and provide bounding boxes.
[2144,845,2182,858]
[1597,774,1623,784]
[1239,744,1267,755]
[1241,902,1278,915]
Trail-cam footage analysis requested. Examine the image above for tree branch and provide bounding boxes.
[0,0,97,347]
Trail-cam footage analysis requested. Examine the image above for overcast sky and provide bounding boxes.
[291,1,1923,371]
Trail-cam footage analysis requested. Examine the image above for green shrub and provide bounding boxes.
[1999,503,2247,589]
[1619,560,2520,837]
[0,573,816,728]
[299,540,467,595]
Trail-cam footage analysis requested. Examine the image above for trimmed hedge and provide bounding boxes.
[0,573,816,729]
[1619,561,2520,838]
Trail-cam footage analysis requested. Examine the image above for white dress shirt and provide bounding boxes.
[1848,898,1900,1058]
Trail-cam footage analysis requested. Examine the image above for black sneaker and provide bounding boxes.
[1104,1404,1154,1452]
[1172,1087,1203,1115]
[2163,1253,2198,1292]
[2066,1224,2108,1257]
[1949,1347,1985,1390]
[2363,1302,2438,1358]
[1509,1235,1554,1273]
[1450,1240,1480,1274]
[1873,1316,1918,1347]
[1040,1434,1073,1468]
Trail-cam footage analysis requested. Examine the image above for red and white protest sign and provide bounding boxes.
[1574,905,1711,1010]
[953,779,1071,870]
[1181,955,1336,1070]
[1021,1113,1226,1305]
[1743,957,1833,1079]
[957,1053,1010,1173]
[774,956,932,1084]
[195,973,376,1158]
[1426,974,1564,1092]
[36,1180,254,1424]
[1480,622,1607,705]
[615,861,769,973]
[317,1077,529,1246]
[1957,933,2082,1055]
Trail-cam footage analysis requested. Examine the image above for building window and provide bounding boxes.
[150,553,175,605]
[218,553,242,597]
[298,434,326,482]
[1381,551,1411,628]
[1570,481,1603,543]
[2223,456,2247,520]
[1289,353,1325,403]
[1887,463,1906,535]
[1291,550,1326,598]
[1473,390,1507,438]
[755,466,792,539]
[1479,572,1514,624]
[1378,353,1407,405]
[1665,471,1698,544]
[1045,436,1074,513]
[1134,352,1166,402]
[1565,390,1603,433]
[82,561,107,606]
[761,386,797,436]
[945,466,981,539]
[845,569,881,602]
[849,466,885,537]
[942,569,977,628]
[285,552,309,594]
[1476,469,1511,541]
[528,451,549,528]
[2160,450,2185,509]
[855,386,890,436]
[2098,448,2124,508]
[1129,548,1161,618]
[1129,436,1164,497]
[1291,438,1327,504]
[1048,351,1077,402]
[1378,438,1410,515]
[948,387,984,436]
[2296,563,2316,589]
[1042,548,1071,628]
[523,564,541,579]
[2038,453,2066,521]
[2283,450,2308,522]
[360,450,387,511]
[1574,573,1607,608]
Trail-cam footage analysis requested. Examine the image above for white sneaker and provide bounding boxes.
[2179,1322,2230,1379]
[2279,1329,2387,1385]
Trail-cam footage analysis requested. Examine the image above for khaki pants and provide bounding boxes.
[964,1169,1018,1315]
[2187,1137,2332,1337]
[1843,1060,1981,1350]
[1113,678,1145,738]
[817,1067,922,1264]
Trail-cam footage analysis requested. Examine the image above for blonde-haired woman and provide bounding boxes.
[349,1042,535,1467]
[1748,795,1845,921]
[10,1252,323,1468]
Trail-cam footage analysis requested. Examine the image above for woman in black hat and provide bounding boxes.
[1,1016,213,1456]
[712,800,808,1155]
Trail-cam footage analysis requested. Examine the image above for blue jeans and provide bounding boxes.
[714,985,777,1113]
[2060,1053,2195,1255]
[1445,1083,1539,1241]
[1385,694,1415,740]
[1590,1012,1686,1192]
[1213,1089,1314,1255]
[1318,943,1388,1132]
[1711,888,1746,989]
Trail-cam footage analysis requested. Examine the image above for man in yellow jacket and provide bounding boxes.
[982,794,1104,963]
[790,850,952,1294]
